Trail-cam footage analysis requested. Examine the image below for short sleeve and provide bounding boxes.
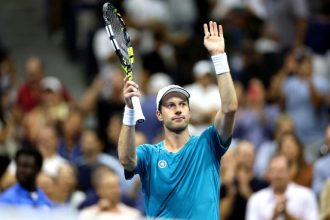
[124,144,150,180]
[199,125,232,158]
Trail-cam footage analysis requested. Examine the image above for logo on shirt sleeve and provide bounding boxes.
[158,160,167,168]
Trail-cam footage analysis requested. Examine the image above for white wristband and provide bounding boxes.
[211,53,230,75]
[123,106,136,126]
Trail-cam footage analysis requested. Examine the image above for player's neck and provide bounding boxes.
[163,129,190,153]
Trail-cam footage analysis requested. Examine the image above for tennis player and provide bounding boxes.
[118,21,237,219]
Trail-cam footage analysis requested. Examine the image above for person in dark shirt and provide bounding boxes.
[220,140,268,220]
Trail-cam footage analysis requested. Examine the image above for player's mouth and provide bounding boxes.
[172,116,184,121]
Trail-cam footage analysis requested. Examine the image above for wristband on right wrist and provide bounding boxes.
[123,106,136,126]
[211,53,230,75]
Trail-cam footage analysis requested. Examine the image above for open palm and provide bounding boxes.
[203,21,225,55]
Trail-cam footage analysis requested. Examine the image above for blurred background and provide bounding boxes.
[0,0,330,219]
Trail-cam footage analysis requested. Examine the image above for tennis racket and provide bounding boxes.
[102,2,145,123]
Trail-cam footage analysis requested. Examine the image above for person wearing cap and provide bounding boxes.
[22,76,70,146]
[184,59,221,135]
[118,21,237,219]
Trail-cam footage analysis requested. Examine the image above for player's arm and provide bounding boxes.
[203,21,238,141]
[118,77,141,171]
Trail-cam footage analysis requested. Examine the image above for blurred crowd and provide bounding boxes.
[1,0,330,219]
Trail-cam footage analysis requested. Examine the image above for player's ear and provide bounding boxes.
[156,110,163,121]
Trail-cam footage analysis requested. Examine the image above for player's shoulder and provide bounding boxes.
[137,142,164,152]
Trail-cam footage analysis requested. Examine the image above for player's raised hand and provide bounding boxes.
[123,76,141,109]
[204,21,225,55]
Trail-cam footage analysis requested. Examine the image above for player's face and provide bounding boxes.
[157,93,190,133]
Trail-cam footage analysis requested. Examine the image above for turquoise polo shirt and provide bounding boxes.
[126,125,231,220]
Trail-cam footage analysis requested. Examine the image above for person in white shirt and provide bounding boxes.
[184,60,221,135]
[246,154,318,220]
[3,124,67,189]
[78,169,142,220]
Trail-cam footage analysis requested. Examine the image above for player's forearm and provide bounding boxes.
[217,73,238,114]
[118,125,137,171]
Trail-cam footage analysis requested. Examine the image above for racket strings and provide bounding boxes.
[105,7,130,62]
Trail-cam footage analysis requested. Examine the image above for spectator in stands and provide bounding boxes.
[51,163,85,208]
[246,154,318,220]
[270,47,330,162]
[136,72,173,143]
[22,76,71,146]
[73,128,135,196]
[35,125,68,177]
[0,148,53,208]
[184,60,221,135]
[254,114,295,179]
[234,78,279,149]
[79,68,125,150]
[57,108,84,161]
[16,56,44,113]
[79,169,142,220]
[277,131,313,187]
[3,124,68,190]
[313,125,330,197]
[220,140,268,220]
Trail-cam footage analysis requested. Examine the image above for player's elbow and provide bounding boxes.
[222,99,238,114]
[119,155,137,171]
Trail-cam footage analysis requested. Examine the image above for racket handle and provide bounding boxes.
[131,96,145,123]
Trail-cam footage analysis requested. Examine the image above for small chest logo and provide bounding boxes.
[158,160,167,168]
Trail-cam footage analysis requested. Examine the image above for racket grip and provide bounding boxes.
[131,96,145,123]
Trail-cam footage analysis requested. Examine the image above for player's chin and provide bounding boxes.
[167,122,188,133]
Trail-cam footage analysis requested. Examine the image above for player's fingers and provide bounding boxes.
[125,80,139,89]
[209,21,214,36]
[219,25,223,38]
[203,23,209,37]
[213,22,218,36]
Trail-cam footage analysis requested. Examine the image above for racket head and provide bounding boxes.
[103,2,134,79]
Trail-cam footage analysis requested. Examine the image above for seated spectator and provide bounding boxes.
[51,163,85,208]
[220,140,268,220]
[3,124,68,189]
[102,112,123,157]
[320,179,330,220]
[16,57,71,115]
[277,131,313,187]
[79,68,125,152]
[234,78,279,149]
[35,124,68,177]
[79,169,142,220]
[16,56,44,113]
[246,155,318,220]
[22,76,71,146]
[313,125,330,197]
[270,47,330,162]
[184,60,221,135]
[0,148,53,208]
[57,108,84,161]
[254,113,294,179]
[136,72,173,144]
[73,128,136,197]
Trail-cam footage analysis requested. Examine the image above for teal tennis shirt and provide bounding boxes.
[125,125,231,220]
